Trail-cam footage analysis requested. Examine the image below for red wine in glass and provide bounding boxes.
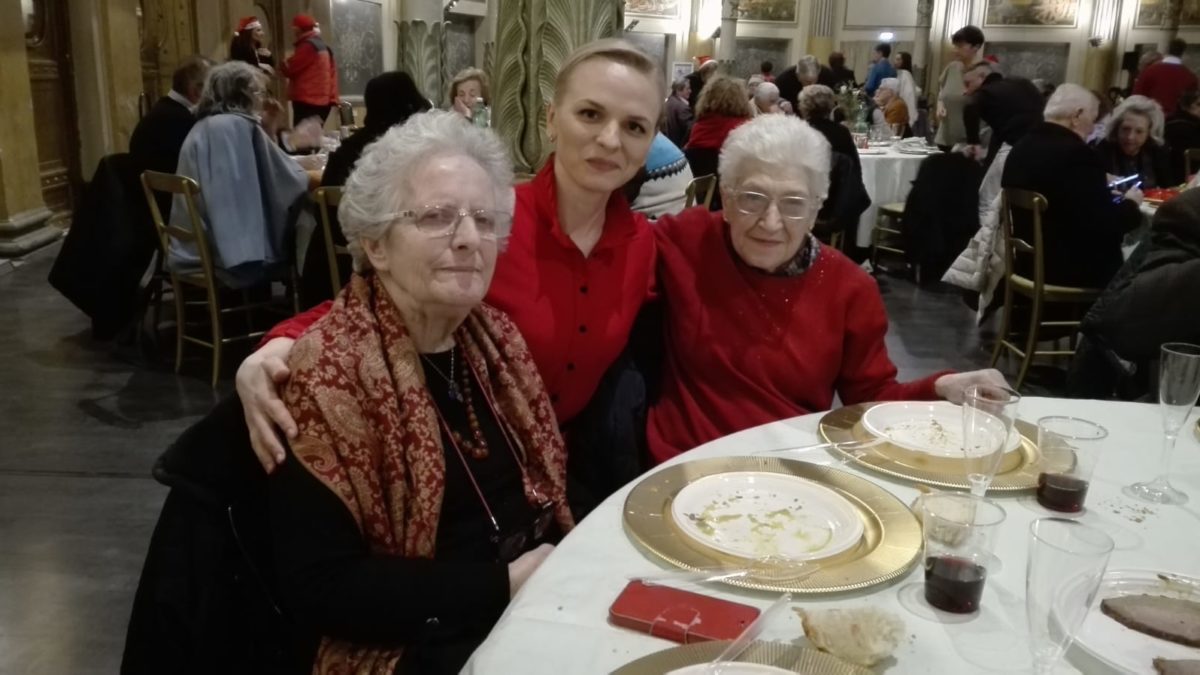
[924,555,987,614]
[1037,472,1089,513]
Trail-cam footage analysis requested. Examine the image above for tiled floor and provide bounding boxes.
[0,244,992,673]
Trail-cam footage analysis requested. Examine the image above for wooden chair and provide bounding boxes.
[141,171,290,387]
[312,186,349,300]
[870,201,907,271]
[990,188,1103,390]
[684,174,717,210]
[1185,148,1200,179]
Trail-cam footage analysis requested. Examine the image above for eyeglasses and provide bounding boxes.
[393,205,511,240]
[732,190,809,222]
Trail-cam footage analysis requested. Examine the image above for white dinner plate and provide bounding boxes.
[670,471,865,562]
[1060,569,1200,674]
[858,148,887,155]
[669,665,794,675]
[861,401,1020,458]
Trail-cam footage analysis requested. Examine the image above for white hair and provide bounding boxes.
[796,55,821,80]
[754,81,780,103]
[1106,94,1166,145]
[878,77,899,93]
[719,115,831,200]
[1042,83,1098,122]
[338,110,515,272]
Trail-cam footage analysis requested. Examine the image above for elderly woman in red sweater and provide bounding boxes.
[649,114,1005,461]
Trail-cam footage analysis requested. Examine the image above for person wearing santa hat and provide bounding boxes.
[280,14,339,125]
[684,55,719,110]
[229,16,275,75]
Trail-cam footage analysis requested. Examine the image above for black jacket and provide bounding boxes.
[1166,110,1200,181]
[685,71,706,111]
[901,153,984,282]
[1069,188,1200,398]
[808,117,869,243]
[664,95,693,149]
[964,74,1044,166]
[774,65,837,113]
[48,153,157,339]
[1092,138,1176,189]
[129,96,196,200]
[1001,122,1143,289]
[829,66,857,91]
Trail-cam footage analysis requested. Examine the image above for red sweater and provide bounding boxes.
[265,158,657,424]
[646,209,947,463]
[1134,61,1198,115]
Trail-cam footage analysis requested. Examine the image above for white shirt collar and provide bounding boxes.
[1164,56,1184,65]
[167,89,197,113]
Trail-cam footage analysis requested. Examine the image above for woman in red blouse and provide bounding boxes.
[238,39,662,472]
[649,114,1006,461]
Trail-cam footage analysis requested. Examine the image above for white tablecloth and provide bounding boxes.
[465,398,1200,674]
[856,148,929,246]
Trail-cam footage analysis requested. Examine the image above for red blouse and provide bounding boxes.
[647,208,948,463]
[265,158,657,425]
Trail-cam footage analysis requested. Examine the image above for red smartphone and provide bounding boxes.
[608,580,761,644]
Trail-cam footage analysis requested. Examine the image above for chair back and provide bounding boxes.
[312,186,348,299]
[1000,187,1047,292]
[141,171,219,294]
[1185,148,1200,179]
[685,174,717,209]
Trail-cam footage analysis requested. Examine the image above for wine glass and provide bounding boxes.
[962,384,1022,496]
[1125,342,1200,504]
[1026,518,1114,674]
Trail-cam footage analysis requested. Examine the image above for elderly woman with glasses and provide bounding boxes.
[647,115,1005,461]
[268,110,571,674]
[1092,94,1176,188]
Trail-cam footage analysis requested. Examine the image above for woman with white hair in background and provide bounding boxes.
[268,110,572,674]
[1092,94,1176,188]
[647,114,1006,462]
[751,81,790,115]
[872,77,909,133]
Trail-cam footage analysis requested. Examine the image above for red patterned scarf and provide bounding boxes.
[283,273,572,674]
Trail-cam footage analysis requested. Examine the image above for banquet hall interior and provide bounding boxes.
[3,0,1200,673]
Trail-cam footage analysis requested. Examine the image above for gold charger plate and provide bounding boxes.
[623,456,921,594]
[610,640,869,675]
[819,403,1070,491]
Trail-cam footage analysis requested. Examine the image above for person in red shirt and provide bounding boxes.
[237,39,662,474]
[279,14,339,124]
[1133,38,1199,115]
[649,114,1006,461]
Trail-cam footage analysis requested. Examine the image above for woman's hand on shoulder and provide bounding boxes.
[934,368,1009,404]
[508,543,555,598]
[236,337,298,472]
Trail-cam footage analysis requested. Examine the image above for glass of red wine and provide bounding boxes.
[920,493,1007,614]
[1026,518,1114,674]
[1035,417,1108,514]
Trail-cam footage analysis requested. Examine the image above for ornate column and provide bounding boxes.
[491,0,623,173]
[716,0,739,71]
[481,0,499,79]
[1084,0,1122,92]
[912,0,934,89]
[807,0,835,62]
[0,1,54,256]
[398,0,449,106]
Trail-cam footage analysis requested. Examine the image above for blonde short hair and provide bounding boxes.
[1106,94,1166,145]
[552,38,664,111]
[447,67,489,106]
[696,75,753,118]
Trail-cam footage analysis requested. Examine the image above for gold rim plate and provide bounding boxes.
[819,402,1070,491]
[610,640,870,675]
[623,456,921,594]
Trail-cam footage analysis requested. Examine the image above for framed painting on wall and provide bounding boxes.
[671,61,694,83]
[1138,0,1200,27]
[625,0,679,18]
[736,0,798,23]
[984,0,1078,27]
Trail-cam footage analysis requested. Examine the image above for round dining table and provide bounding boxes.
[855,146,930,247]
[464,397,1200,674]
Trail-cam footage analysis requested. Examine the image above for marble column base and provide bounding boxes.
[0,206,59,257]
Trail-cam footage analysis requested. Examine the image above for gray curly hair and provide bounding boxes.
[338,110,516,272]
[1106,94,1165,146]
[196,61,266,119]
[798,84,837,120]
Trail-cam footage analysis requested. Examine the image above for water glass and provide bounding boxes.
[1125,342,1200,504]
[921,494,1007,614]
[1026,518,1114,674]
[1035,417,1108,513]
[962,384,1022,496]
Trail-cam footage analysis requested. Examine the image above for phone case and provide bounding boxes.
[608,580,761,644]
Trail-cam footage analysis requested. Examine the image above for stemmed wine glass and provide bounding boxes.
[1125,342,1200,504]
[962,384,1022,496]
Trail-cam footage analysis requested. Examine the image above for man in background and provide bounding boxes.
[864,43,897,96]
[963,60,1043,167]
[775,54,836,113]
[664,78,693,148]
[686,57,719,110]
[280,14,339,124]
[1134,38,1198,115]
